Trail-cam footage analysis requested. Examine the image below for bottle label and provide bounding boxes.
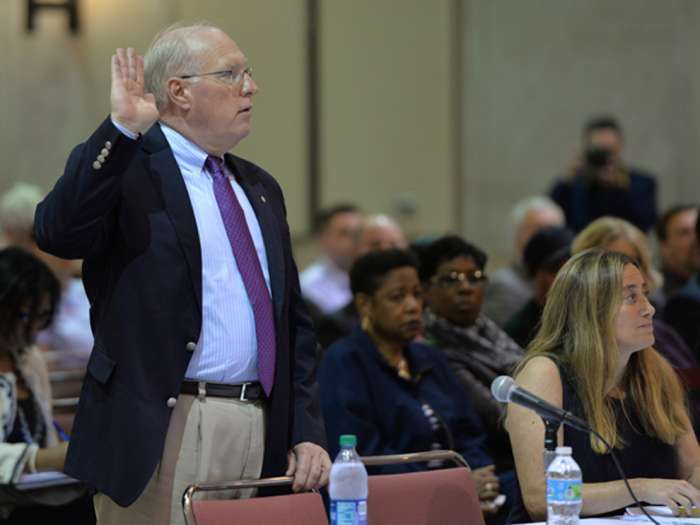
[547,478,582,504]
[330,499,368,525]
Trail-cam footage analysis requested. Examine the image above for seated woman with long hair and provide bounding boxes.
[572,216,696,370]
[506,249,700,522]
[0,248,94,522]
[319,249,515,520]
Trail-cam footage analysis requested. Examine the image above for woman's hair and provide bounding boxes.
[572,217,661,291]
[350,249,419,296]
[513,249,688,452]
[0,248,60,347]
[417,235,487,283]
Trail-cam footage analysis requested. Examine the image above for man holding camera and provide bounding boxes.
[550,116,657,233]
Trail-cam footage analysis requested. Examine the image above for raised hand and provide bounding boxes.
[110,48,159,135]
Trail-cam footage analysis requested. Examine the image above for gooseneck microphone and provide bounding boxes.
[490,375,590,432]
[492,375,661,525]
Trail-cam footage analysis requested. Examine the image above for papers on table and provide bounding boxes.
[623,505,700,524]
[13,471,79,490]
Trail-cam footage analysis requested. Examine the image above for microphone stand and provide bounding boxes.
[542,417,562,473]
[542,417,661,525]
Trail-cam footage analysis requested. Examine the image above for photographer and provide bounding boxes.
[550,116,657,233]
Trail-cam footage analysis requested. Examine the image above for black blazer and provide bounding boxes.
[34,118,326,506]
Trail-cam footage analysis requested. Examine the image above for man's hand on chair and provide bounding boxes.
[286,442,332,492]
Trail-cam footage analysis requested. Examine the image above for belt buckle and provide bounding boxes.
[239,382,250,401]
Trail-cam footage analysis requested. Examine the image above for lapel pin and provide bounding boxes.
[260,195,267,203]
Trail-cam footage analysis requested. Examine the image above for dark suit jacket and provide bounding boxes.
[34,118,326,506]
[550,167,657,233]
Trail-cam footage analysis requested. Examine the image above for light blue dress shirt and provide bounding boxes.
[112,119,271,383]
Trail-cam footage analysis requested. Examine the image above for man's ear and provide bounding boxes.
[166,78,191,110]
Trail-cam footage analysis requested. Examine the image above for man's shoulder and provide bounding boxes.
[627,167,657,186]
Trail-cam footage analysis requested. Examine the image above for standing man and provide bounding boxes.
[34,22,330,524]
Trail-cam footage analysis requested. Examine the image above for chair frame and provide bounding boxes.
[181,450,470,525]
[183,475,312,525]
[361,449,470,469]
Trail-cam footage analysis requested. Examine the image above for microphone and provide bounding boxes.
[491,375,590,432]
[491,376,662,525]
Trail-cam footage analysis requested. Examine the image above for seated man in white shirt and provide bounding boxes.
[301,204,362,315]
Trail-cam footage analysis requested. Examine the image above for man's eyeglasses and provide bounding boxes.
[432,270,487,289]
[178,67,253,93]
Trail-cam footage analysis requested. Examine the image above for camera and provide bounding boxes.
[585,146,612,168]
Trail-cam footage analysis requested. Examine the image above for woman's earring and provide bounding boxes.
[361,316,371,331]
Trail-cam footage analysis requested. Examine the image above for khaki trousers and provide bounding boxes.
[94,393,266,525]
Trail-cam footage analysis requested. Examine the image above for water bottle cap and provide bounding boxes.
[555,446,572,455]
[339,434,357,447]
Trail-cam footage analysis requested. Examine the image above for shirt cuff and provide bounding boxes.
[110,117,140,140]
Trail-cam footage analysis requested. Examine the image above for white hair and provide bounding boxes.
[144,21,220,110]
[509,196,564,229]
[0,183,43,233]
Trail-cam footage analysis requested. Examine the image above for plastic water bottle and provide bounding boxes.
[330,434,368,525]
[546,446,582,525]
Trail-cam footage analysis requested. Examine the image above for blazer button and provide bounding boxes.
[104,141,112,149]
[185,342,197,352]
[92,161,102,170]
[97,154,106,163]
[100,148,110,156]
[166,397,177,408]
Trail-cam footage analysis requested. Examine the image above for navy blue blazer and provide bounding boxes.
[319,328,493,473]
[33,118,326,506]
[550,168,657,233]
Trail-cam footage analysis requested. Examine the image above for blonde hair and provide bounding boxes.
[144,21,219,110]
[513,249,687,452]
[572,217,661,291]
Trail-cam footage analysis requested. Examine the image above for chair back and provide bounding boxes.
[183,476,328,525]
[362,450,485,525]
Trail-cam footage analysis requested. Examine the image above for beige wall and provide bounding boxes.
[462,0,700,266]
[320,0,454,240]
[2,1,700,268]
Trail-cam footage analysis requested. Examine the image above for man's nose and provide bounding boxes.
[244,76,258,96]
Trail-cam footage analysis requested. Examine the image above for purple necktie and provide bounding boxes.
[206,156,276,395]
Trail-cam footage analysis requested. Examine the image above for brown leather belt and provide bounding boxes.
[180,380,265,401]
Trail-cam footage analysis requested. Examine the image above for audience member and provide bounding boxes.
[482,197,564,327]
[655,205,700,309]
[354,214,408,256]
[0,248,93,522]
[506,250,700,522]
[300,204,362,315]
[319,249,514,520]
[572,217,697,371]
[0,184,43,251]
[312,213,409,350]
[420,236,523,471]
[550,116,657,233]
[504,226,573,349]
[0,183,93,369]
[664,210,700,356]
